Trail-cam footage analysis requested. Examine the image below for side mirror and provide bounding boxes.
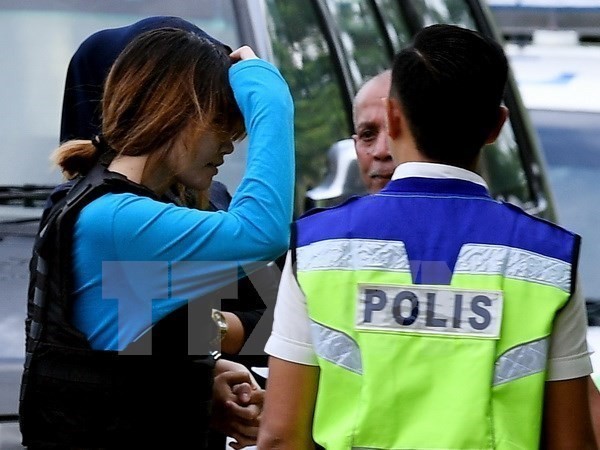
[305,139,366,209]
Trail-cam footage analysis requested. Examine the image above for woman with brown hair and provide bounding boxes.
[20,27,294,449]
[58,17,274,370]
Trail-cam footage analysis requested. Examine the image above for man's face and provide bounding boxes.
[352,74,396,193]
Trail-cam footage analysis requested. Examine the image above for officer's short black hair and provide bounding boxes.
[390,24,508,167]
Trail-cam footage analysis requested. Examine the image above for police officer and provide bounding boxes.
[258,24,597,450]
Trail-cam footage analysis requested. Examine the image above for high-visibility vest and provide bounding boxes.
[295,177,579,450]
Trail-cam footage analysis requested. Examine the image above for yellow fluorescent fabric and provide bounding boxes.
[299,266,570,449]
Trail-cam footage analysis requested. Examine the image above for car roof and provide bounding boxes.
[506,39,600,113]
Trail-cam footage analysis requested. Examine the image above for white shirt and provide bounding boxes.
[265,162,593,381]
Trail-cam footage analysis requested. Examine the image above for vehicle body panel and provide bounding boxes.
[506,40,600,376]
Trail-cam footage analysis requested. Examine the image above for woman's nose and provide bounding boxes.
[221,141,234,155]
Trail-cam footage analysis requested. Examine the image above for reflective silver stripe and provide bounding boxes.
[493,338,549,386]
[310,320,362,375]
[33,287,44,307]
[29,321,42,340]
[455,244,571,292]
[37,255,48,276]
[297,239,410,272]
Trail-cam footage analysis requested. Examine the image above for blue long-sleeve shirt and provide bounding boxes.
[72,59,295,350]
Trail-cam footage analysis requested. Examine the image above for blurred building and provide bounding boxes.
[488,0,600,44]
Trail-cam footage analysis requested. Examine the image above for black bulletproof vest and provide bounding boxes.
[19,165,215,449]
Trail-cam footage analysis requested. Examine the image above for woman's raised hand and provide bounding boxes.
[229,45,258,62]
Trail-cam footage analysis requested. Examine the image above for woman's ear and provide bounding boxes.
[386,97,402,140]
[485,106,509,145]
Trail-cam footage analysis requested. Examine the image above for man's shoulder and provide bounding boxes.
[293,195,370,248]
[501,200,579,240]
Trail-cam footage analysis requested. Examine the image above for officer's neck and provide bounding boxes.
[392,143,478,172]
[392,142,435,165]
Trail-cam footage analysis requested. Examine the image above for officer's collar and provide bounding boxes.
[391,162,488,189]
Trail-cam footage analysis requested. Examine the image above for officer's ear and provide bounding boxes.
[385,96,402,140]
[484,106,509,145]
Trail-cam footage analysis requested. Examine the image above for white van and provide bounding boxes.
[506,37,600,378]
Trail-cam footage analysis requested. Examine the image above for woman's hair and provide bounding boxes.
[54,27,245,179]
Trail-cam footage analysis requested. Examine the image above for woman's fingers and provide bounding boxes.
[230,45,258,62]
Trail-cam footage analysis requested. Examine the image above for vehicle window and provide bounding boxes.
[323,0,391,87]
[0,1,239,190]
[505,41,600,307]
[530,109,600,302]
[412,0,477,28]
[477,121,533,208]
[372,0,412,52]
[264,0,351,216]
[292,0,538,213]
